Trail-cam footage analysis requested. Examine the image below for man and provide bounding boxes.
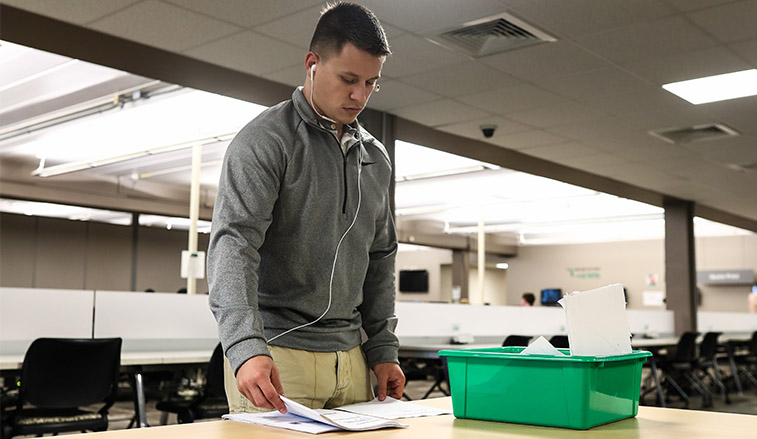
[521,292,535,307]
[208,2,404,414]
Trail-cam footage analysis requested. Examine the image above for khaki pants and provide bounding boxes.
[224,345,373,413]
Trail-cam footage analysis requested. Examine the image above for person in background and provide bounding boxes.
[521,292,535,307]
[207,2,403,414]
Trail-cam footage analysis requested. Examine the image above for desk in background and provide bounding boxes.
[58,397,757,439]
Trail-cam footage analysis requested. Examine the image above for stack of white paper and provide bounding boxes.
[224,395,453,434]
[558,283,632,356]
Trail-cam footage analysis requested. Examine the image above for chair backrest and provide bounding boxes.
[502,335,531,347]
[672,331,699,362]
[699,332,722,359]
[205,343,225,398]
[549,335,569,349]
[21,338,122,409]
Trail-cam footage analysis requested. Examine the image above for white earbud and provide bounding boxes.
[308,63,338,124]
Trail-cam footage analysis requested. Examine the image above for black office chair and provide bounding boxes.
[549,335,569,349]
[657,331,711,408]
[733,331,757,390]
[3,337,122,438]
[502,335,531,347]
[696,332,730,404]
[155,343,228,423]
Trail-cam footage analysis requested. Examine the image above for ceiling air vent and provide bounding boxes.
[425,13,556,58]
[649,123,739,144]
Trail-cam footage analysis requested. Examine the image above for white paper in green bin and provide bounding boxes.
[520,335,566,356]
[558,283,632,356]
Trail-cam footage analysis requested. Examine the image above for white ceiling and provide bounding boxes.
[0,0,756,243]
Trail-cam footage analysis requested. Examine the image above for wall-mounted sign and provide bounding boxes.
[696,269,754,285]
[568,267,600,279]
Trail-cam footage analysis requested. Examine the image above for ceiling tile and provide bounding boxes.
[619,106,715,133]
[699,94,757,136]
[664,0,736,12]
[89,0,241,52]
[585,88,695,117]
[185,31,303,76]
[687,0,757,43]
[681,136,757,166]
[546,117,646,144]
[612,142,696,163]
[621,45,751,85]
[558,152,628,169]
[504,0,676,39]
[436,117,531,139]
[729,38,757,66]
[575,16,717,64]
[519,142,603,161]
[538,67,650,101]
[399,62,520,99]
[0,0,140,25]
[392,99,490,127]
[507,102,603,128]
[480,41,611,82]
[489,130,566,150]
[364,80,440,112]
[458,83,568,115]
[359,0,505,33]
[253,5,322,48]
[379,34,468,78]
[165,0,322,28]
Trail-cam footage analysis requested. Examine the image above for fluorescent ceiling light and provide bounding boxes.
[662,69,757,104]
[0,198,131,225]
[32,133,234,177]
[6,88,265,172]
[394,140,498,181]
[495,263,509,270]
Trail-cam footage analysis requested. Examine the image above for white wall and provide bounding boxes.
[395,247,451,302]
[505,234,756,312]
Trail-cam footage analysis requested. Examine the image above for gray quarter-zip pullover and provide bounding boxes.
[208,88,399,375]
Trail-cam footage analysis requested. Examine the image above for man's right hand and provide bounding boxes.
[236,355,287,413]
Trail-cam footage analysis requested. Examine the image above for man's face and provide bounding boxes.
[308,43,383,125]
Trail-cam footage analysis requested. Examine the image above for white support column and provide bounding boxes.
[186,143,202,295]
[477,215,485,305]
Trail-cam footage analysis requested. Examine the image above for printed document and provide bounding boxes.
[223,396,410,434]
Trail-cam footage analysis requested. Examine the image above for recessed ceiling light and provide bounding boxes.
[662,69,757,104]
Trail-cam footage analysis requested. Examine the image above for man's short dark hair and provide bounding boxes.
[522,292,535,306]
[310,2,390,60]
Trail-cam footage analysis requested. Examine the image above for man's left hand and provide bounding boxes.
[372,362,405,401]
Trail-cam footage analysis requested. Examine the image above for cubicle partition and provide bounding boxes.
[698,311,757,337]
[0,287,95,357]
[394,302,677,344]
[93,290,219,354]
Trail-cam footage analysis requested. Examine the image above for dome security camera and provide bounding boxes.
[480,124,497,138]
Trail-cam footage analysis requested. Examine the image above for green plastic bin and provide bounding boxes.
[439,347,652,430]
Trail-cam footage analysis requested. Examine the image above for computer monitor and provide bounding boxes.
[399,269,429,293]
[540,288,562,306]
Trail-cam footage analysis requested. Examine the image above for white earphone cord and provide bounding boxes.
[267,148,363,344]
[308,65,339,124]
